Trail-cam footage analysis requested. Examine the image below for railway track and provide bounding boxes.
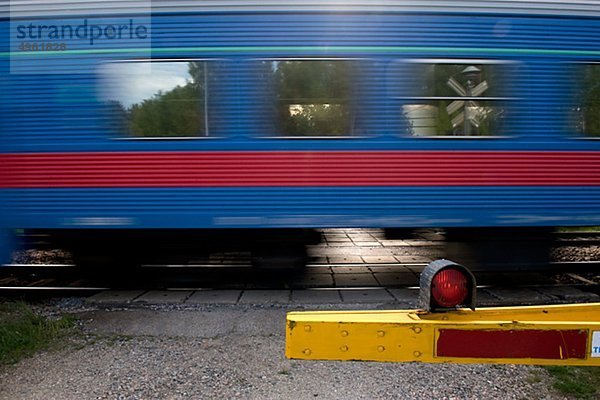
[3,229,598,303]
[555,231,600,246]
[0,261,597,297]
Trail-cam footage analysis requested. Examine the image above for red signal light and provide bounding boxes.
[420,260,476,311]
[431,268,469,307]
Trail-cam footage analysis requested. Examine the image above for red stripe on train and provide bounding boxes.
[1,151,600,188]
[436,329,588,359]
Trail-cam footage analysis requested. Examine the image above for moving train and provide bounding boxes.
[0,1,599,270]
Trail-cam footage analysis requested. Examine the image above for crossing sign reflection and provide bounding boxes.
[446,66,491,135]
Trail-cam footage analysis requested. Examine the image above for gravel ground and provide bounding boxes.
[0,303,568,400]
[551,246,600,283]
[551,246,600,261]
[11,249,72,264]
[552,245,600,262]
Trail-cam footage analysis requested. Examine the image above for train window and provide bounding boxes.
[101,61,211,137]
[577,64,600,137]
[402,62,507,137]
[266,60,357,137]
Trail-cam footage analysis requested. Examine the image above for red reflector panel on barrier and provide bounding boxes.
[436,329,588,359]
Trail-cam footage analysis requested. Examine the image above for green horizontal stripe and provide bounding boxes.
[2,46,600,57]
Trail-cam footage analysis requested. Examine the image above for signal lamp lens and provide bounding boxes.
[431,268,468,307]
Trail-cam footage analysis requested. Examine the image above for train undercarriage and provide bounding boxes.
[9,226,563,273]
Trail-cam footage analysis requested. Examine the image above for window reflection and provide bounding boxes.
[268,60,356,136]
[402,63,505,136]
[101,61,209,137]
[578,65,600,137]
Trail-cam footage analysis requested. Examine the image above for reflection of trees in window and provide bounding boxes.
[403,63,505,136]
[108,62,208,137]
[273,60,355,136]
[580,65,600,137]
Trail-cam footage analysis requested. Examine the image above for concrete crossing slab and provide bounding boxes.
[186,290,241,304]
[324,235,350,241]
[361,256,398,264]
[325,242,357,247]
[394,256,434,264]
[334,273,379,287]
[379,240,410,247]
[304,266,332,273]
[73,229,598,309]
[291,273,334,288]
[475,289,502,306]
[292,290,342,304]
[388,288,418,304]
[86,290,145,304]
[369,265,416,273]
[339,289,395,303]
[484,288,553,305]
[320,247,406,256]
[134,290,193,304]
[328,256,364,263]
[348,234,375,240]
[239,290,291,304]
[374,272,419,286]
[352,242,382,247]
[538,286,599,302]
[331,266,371,274]
[306,256,329,264]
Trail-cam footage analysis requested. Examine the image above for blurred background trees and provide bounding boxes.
[581,65,600,136]
[273,60,354,136]
[111,61,206,137]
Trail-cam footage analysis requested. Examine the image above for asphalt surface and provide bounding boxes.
[0,304,568,400]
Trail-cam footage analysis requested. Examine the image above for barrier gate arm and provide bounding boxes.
[286,261,600,366]
[286,303,600,366]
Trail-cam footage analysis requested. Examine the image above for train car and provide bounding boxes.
[0,1,599,270]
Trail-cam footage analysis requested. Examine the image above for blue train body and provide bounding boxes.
[0,1,599,265]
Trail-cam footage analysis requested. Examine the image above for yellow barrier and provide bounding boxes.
[286,303,600,366]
